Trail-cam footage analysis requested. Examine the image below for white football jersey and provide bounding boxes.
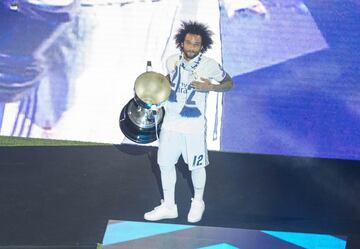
[162,53,226,134]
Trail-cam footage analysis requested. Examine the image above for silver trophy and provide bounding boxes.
[120,69,170,144]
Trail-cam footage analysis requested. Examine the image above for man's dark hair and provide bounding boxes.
[174,21,214,53]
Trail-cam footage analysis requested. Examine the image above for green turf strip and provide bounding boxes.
[0,136,108,146]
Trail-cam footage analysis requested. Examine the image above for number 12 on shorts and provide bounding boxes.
[192,154,204,166]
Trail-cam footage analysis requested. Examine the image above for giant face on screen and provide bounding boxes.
[0,0,359,160]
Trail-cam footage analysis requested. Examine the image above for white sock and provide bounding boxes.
[191,167,206,201]
[159,164,177,207]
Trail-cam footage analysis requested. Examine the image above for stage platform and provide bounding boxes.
[0,145,359,248]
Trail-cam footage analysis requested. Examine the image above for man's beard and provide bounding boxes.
[184,50,199,60]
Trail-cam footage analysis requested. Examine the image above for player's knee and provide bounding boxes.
[159,164,176,172]
[192,167,206,175]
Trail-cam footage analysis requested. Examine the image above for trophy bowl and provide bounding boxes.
[119,71,170,144]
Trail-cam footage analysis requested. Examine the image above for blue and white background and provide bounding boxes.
[0,0,359,161]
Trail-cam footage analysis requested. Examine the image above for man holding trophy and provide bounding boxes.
[143,21,233,223]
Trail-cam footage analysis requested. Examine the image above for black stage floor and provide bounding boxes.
[0,145,359,249]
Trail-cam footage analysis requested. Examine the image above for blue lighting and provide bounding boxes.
[102,221,194,245]
[262,230,346,249]
[197,243,239,249]
[102,220,347,249]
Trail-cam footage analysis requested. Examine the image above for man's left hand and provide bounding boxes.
[191,77,214,92]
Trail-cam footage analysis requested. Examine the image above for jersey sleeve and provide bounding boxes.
[165,54,178,75]
[206,59,227,82]
[165,57,172,74]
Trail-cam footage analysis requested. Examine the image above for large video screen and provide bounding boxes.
[0,0,359,160]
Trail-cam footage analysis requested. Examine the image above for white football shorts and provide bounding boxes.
[157,129,209,171]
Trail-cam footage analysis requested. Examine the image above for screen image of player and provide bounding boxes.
[0,0,359,161]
